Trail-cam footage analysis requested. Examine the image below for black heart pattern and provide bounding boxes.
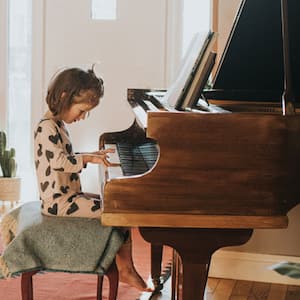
[67,155,77,165]
[55,120,62,127]
[34,126,42,138]
[35,160,40,169]
[53,167,64,172]
[67,194,77,203]
[40,181,49,192]
[49,134,60,144]
[45,165,51,176]
[91,200,101,212]
[66,202,79,215]
[46,150,54,162]
[56,130,63,143]
[53,193,62,199]
[48,203,58,215]
[66,144,72,154]
[70,173,79,181]
[60,185,69,194]
[37,144,43,157]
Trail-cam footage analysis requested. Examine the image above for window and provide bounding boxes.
[91,0,117,20]
[0,0,8,130]
[7,0,36,202]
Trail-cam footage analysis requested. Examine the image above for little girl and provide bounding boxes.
[34,67,152,292]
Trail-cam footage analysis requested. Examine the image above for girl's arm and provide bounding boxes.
[35,120,84,173]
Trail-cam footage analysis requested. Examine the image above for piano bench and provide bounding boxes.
[0,201,125,300]
[20,259,119,300]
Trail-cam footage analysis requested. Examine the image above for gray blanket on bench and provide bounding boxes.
[0,201,124,278]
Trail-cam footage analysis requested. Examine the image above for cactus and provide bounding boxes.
[0,131,17,177]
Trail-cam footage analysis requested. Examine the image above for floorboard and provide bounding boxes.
[138,278,300,300]
[267,283,287,300]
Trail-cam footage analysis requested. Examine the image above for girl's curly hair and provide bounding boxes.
[46,66,104,116]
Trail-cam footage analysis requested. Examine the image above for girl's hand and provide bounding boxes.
[91,148,115,156]
[82,148,117,167]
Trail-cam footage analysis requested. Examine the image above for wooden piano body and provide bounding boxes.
[99,92,300,299]
[98,0,300,298]
[101,110,300,228]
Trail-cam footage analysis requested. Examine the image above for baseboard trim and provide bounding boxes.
[209,250,300,286]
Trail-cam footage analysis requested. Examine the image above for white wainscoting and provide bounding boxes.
[209,250,300,286]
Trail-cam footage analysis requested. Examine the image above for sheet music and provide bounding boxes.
[162,31,214,109]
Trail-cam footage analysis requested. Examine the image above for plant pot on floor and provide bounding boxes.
[0,177,21,207]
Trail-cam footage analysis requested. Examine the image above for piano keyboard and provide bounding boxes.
[117,142,158,175]
[104,141,159,179]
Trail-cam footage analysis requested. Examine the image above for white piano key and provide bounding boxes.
[144,100,160,112]
[104,143,120,164]
[133,106,147,128]
[104,143,123,179]
[98,161,123,197]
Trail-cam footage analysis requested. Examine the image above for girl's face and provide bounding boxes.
[61,90,99,124]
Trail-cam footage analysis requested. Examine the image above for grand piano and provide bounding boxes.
[99,0,300,299]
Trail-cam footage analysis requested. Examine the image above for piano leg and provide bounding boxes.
[172,250,181,300]
[139,227,253,300]
[151,244,164,291]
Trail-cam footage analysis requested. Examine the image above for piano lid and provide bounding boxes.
[205,0,300,103]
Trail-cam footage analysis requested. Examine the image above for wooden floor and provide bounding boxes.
[205,278,300,300]
[140,277,300,300]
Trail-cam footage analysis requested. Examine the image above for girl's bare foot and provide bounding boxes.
[118,267,154,292]
[115,230,154,292]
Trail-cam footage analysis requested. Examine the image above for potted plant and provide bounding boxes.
[270,261,300,279]
[0,131,21,205]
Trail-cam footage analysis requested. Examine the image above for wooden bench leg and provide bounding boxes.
[97,260,119,300]
[97,275,104,300]
[21,270,39,300]
[21,263,118,300]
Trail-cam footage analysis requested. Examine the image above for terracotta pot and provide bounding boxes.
[0,177,21,201]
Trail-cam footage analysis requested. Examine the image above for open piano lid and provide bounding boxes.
[205,0,300,103]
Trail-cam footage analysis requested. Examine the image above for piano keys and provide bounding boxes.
[112,141,158,176]
[100,141,158,185]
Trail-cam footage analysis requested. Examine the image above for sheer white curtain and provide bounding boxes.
[7,0,38,202]
[0,0,8,131]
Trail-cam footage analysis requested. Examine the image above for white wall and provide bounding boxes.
[44,0,167,133]
[38,0,169,192]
